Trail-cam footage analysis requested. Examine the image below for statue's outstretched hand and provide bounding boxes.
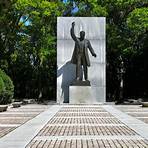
[93,53,97,57]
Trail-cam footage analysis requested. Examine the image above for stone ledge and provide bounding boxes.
[12,102,22,108]
[0,105,8,112]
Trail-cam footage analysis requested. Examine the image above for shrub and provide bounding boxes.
[0,69,14,104]
[0,77,5,101]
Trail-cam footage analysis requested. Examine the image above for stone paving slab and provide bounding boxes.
[0,116,32,119]
[26,138,148,148]
[0,124,21,127]
[34,135,144,140]
[48,117,122,124]
[54,116,116,118]
[54,112,113,117]
[103,105,148,139]
[59,108,106,112]
[0,113,40,116]
[38,125,137,136]
[137,117,148,123]
[41,123,125,126]
[0,127,15,138]
[0,118,30,124]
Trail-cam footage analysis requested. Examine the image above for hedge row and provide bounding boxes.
[0,69,14,104]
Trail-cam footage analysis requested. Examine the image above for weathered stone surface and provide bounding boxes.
[69,86,97,104]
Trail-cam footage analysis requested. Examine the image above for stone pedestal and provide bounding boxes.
[69,86,97,104]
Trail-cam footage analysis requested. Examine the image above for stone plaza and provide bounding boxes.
[0,103,148,147]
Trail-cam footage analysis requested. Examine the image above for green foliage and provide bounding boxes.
[0,0,148,101]
[73,0,108,16]
[0,69,14,104]
[0,77,5,95]
[127,8,148,34]
[0,0,65,100]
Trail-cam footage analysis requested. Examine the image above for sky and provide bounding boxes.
[20,17,31,26]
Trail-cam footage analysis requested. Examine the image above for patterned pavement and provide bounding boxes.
[0,104,148,147]
[25,105,148,148]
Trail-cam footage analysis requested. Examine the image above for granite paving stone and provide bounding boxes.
[1,104,148,148]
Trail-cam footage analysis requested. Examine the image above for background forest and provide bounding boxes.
[0,0,148,103]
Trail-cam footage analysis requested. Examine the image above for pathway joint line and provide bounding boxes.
[56,111,108,113]
[34,135,144,141]
[45,123,125,126]
[0,124,21,127]
[54,116,115,118]
[126,112,148,114]
[102,105,148,140]
[60,105,104,108]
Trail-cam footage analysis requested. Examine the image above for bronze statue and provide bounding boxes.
[70,22,97,83]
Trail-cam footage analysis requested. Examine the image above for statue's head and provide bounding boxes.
[80,31,85,40]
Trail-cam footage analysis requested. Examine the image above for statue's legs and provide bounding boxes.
[76,55,81,80]
[83,65,88,80]
[82,58,88,80]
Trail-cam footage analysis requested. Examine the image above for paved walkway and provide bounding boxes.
[0,104,49,138]
[0,104,148,148]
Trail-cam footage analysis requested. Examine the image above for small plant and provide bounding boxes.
[0,69,14,105]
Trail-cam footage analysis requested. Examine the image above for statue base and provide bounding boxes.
[71,80,90,86]
[69,86,96,104]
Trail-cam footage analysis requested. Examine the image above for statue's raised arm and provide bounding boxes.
[70,22,78,42]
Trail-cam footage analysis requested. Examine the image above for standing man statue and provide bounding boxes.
[70,22,97,84]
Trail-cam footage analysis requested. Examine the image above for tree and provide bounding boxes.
[0,0,65,101]
[0,0,147,102]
